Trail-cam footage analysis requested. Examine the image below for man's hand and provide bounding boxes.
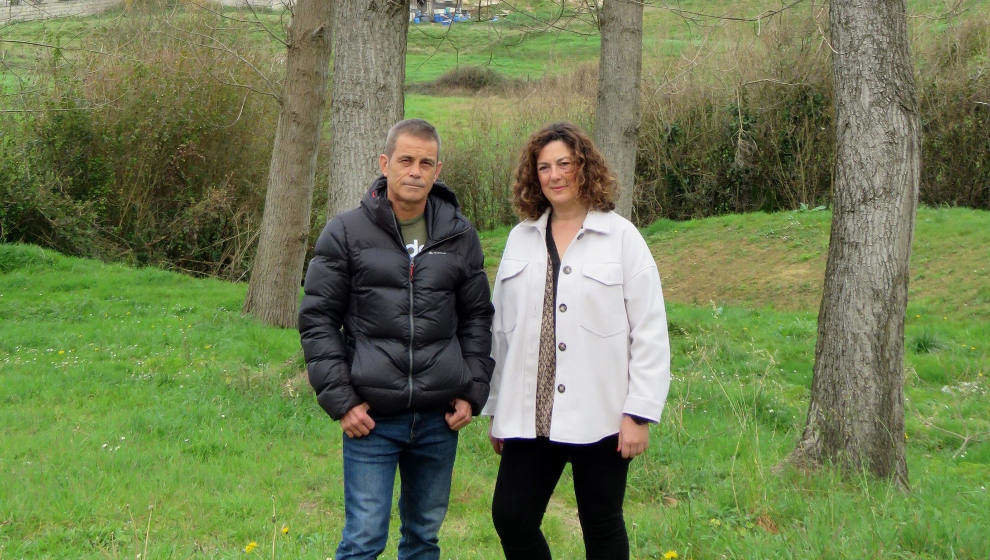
[444,398,472,431]
[488,419,504,455]
[617,415,649,459]
[341,403,375,438]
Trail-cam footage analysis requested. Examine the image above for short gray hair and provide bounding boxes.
[383,119,441,158]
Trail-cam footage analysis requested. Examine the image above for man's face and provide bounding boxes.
[379,134,442,213]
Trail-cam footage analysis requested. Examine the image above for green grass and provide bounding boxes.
[2,208,988,558]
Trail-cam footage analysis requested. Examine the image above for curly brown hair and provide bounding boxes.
[512,122,617,220]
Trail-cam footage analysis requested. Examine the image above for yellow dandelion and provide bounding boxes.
[205,344,212,349]
[914,314,920,318]
[904,433,909,440]
[58,350,65,355]
[971,347,977,350]
[664,551,679,560]
[243,541,258,553]
[281,526,289,535]
[709,517,722,527]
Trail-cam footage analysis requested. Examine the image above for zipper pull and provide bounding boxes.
[409,261,415,281]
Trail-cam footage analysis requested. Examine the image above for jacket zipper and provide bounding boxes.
[407,256,415,407]
[401,224,470,409]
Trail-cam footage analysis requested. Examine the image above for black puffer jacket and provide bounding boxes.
[299,176,494,420]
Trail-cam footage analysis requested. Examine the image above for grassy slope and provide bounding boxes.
[2,207,988,559]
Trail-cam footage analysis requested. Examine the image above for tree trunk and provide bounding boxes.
[327,0,409,217]
[243,0,332,328]
[791,0,919,487]
[594,0,643,220]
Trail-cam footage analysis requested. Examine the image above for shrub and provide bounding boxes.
[445,10,988,229]
[432,65,507,92]
[0,8,280,278]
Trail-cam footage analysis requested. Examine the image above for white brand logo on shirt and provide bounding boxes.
[406,239,424,257]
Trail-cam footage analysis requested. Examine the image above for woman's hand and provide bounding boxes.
[489,419,504,455]
[617,415,649,459]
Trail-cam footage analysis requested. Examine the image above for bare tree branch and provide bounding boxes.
[658,0,806,23]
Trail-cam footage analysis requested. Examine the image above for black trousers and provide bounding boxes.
[491,435,631,560]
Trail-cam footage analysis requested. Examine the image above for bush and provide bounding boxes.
[0,113,107,257]
[433,65,507,92]
[918,15,990,209]
[635,13,834,222]
[0,9,280,277]
[443,11,988,229]
[439,64,597,228]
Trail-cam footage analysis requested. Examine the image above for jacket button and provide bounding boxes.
[558,342,566,351]
[558,303,567,313]
[563,265,572,274]
[557,384,565,393]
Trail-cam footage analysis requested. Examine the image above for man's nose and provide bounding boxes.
[409,163,422,177]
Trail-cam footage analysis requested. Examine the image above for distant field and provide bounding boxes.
[4,0,986,111]
[2,207,987,558]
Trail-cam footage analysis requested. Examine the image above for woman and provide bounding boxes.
[483,122,671,559]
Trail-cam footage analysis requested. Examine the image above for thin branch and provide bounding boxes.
[156,23,279,98]
[0,38,118,58]
[741,78,805,87]
[658,0,806,23]
[908,0,967,20]
[496,0,598,36]
[0,90,129,113]
[183,0,288,46]
[811,0,838,55]
[219,91,251,128]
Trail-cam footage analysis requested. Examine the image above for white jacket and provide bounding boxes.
[482,209,671,444]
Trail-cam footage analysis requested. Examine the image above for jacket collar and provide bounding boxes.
[361,175,468,242]
[522,208,613,236]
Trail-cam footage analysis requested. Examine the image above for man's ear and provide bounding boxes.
[435,160,443,177]
[378,153,389,175]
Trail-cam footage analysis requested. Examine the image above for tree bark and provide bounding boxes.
[594,0,643,220]
[791,0,919,487]
[327,0,409,217]
[243,0,332,328]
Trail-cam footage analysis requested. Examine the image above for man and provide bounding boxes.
[299,119,494,560]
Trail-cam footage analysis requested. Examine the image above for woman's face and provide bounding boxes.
[537,140,582,212]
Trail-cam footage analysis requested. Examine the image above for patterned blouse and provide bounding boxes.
[535,220,561,437]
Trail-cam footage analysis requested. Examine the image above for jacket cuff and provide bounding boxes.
[622,395,664,424]
[464,379,490,416]
[317,389,362,421]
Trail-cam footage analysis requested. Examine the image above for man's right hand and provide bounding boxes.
[341,403,375,438]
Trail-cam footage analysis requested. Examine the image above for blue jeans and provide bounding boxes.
[336,410,459,560]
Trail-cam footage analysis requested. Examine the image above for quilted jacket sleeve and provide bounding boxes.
[455,230,495,415]
[298,218,362,420]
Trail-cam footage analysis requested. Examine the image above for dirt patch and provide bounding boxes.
[653,236,827,312]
